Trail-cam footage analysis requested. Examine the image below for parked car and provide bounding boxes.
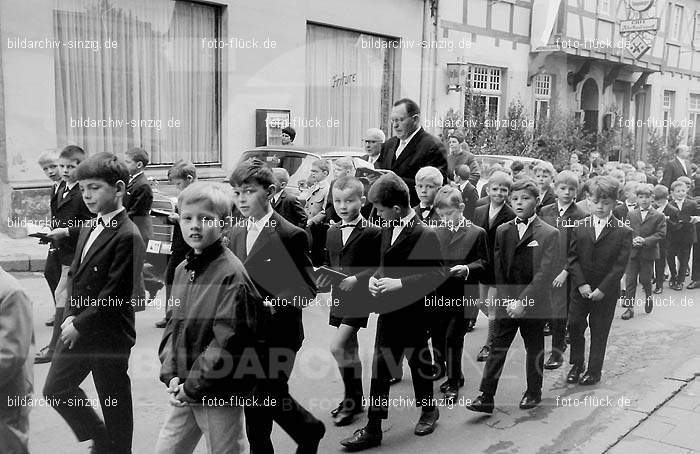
[473,154,545,195]
[237,146,373,195]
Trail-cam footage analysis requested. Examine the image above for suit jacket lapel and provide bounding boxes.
[393,129,423,169]
[245,225,273,263]
[343,223,365,250]
[596,218,616,244]
[448,228,467,247]
[504,222,518,276]
[57,184,79,209]
[516,218,538,248]
[232,227,247,262]
[76,213,127,275]
[386,218,416,253]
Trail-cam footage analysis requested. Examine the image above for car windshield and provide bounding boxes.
[240,150,317,190]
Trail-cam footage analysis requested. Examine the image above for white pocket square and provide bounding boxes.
[265,258,271,262]
[527,240,539,247]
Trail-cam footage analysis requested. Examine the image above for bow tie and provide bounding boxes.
[516,218,528,225]
[339,224,356,229]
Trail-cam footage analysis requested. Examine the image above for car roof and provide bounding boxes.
[243,146,365,157]
[476,154,543,163]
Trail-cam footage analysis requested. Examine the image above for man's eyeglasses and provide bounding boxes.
[363,139,379,144]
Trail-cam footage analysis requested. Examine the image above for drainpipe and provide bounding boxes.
[420,0,439,134]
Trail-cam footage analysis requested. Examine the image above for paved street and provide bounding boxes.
[18,271,699,454]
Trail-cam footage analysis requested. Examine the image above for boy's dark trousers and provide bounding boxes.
[43,340,132,453]
[655,244,668,288]
[480,317,545,396]
[568,293,616,376]
[668,246,691,285]
[624,257,653,305]
[429,312,468,383]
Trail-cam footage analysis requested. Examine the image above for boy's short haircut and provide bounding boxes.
[59,145,86,162]
[167,160,197,180]
[334,157,356,174]
[178,182,233,221]
[229,158,275,188]
[311,159,330,174]
[415,166,444,186]
[554,170,580,189]
[488,170,513,191]
[367,172,410,209]
[333,176,364,199]
[534,161,556,177]
[448,134,463,142]
[592,158,605,168]
[671,180,689,192]
[38,149,59,166]
[511,177,540,199]
[653,184,669,200]
[609,169,625,181]
[271,167,290,185]
[588,176,620,200]
[454,164,471,181]
[434,185,463,209]
[511,160,525,174]
[125,147,149,167]
[623,181,640,194]
[75,152,129,186]
[282,126,296,141]
[677,176,692,187]
[635,183,653,197]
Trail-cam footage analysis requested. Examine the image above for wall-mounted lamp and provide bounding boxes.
[446,62,467,93]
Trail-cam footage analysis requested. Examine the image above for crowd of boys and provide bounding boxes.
[2,136,697,453]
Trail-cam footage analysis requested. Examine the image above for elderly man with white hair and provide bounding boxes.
[362,128,385,167]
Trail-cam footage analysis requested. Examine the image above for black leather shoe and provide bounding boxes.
[672,282,683,291]
[444,385,459,403]
[653,286,663,294]
[566,365,584,384]
[430,363,446,381]
[645,295,653,313]
[414,407,439,436]
[465,320,476,332]
[544,352,563,370]
[543,322,552,336]
[297,421,325,454]
[439,377,465,393]
[388,377,402,386]
[621,308,634,320]
[154,318,168,328]
[519,393,541,410]
[687,281,698,289]
[476,345,490,362]
[333,405,363,427]
[466,394,494,414]
[579,372,601,385]
[340,427,382,451]
[45,317,54,327]
[331,401,344,417]
[34,346,53,364]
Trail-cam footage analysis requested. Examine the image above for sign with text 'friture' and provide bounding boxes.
[620,18,659,33]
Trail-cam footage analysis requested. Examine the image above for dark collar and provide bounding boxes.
[184,239,225,278]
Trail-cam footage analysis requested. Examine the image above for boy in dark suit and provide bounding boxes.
[227,159,325,454]
[612,181,639,223]
[667,180,699,290]
[652,185,679,293]
[534,162,557,213]
[124,147,153,243]
[37,145,93,364]
[472,170,515,360]
[340,173,444,451]
[539,171,587,370]
[43,152,145,453]
[413,166,443,225]
[566,176,633,386]
[318,176,382,427]
[154,160,196,329]
[430,186,488,402]
[621,184,666,320]
[454,164,479,222]
[271,167,307,229]
[466,178,559,413]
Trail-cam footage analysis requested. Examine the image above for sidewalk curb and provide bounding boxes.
[0,256,45,272]
[576,357,700,453]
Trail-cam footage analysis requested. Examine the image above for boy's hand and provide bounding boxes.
[338,276,358,291]
[633,236,645,247]
[368,276,381,297]
[376,278,402,293]
[691,216,700,224]
[60,316,80,349]
[316,274,332,290]
[174,384,198,404]
[506,299,525,318]
[589,288,605,301]
[168,213,180,223]
[552,270,568,288]
[450,265,469,279]
[578,284,592,298]
[46,228,69,241]
[167,377,180,394]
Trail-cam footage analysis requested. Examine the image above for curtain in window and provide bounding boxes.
[305,24,394,147]
[54,0,219,164]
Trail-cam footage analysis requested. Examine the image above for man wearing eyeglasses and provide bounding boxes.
[376,98,448,206]
[362,128,385,167]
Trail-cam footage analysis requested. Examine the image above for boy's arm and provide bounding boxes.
[126,183,153,217]
[518,228,559,302]
[596,228,634,296]
[493,227,506,286]
[567,228,587,288]
[0,289,32,389]
[641,215,667,247]
[71,231,145,334]
[465,229,489,276]
[183,279,258,399]
[67,199,95,245]
[397,229,446,295]
[158,318,177,386]
[353,229,382,281]
[278,229,317,306]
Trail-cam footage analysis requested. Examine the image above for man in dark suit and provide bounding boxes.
[123,147,154,243]
[667,180,698,290]
[227,159,325,454]
[566,176,633,386]
[446,135,480,185]
[539,171,587,369]
[467,178,559,413]
[376,98,447,206]
[43,152,145,454]
[662,145,691,190]
[621,184,666,320]
[361,128,386,167]
[271,167,307,229]
[652,185,679,293]
[340,173,444,451]
[454,164,479,222]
